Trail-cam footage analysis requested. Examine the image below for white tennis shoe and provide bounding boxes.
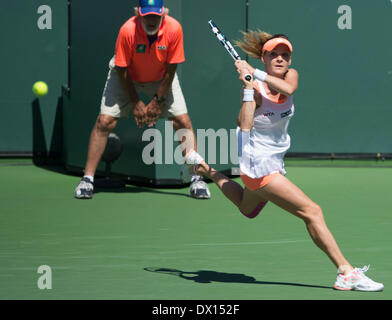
[180,150,211,199]
[334,265,384,291]
[75,177,94,199]
[189,175,211,199]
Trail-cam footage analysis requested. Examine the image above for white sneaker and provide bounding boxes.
[75,177,94,199]
[334,265,384,291]
[189,175,211,199]
[180,150,211,199]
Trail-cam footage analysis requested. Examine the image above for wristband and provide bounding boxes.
[253,69,267,82]
[243,89,254,102]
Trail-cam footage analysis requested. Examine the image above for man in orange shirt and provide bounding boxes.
[75,0,211,199]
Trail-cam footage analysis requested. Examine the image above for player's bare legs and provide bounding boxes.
[251,174,352,273]
[199,158,353,273]
[196,161,266,216]
[172,114,211,199]
[186,152,384,290]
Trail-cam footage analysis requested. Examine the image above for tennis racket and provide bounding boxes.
[208,19,252,81]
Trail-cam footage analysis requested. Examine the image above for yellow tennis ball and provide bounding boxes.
[32,81,48,97]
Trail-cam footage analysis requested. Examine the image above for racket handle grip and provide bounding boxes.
[244,74,252,81]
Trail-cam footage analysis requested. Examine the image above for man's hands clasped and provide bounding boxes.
[132,100,148,128]
[132,96,163,128]
[146,96,162,127]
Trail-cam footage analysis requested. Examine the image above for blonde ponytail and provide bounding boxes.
[235,30,289,58]
[234,30,273,59]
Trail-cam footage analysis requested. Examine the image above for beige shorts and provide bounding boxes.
[100,56,188,119]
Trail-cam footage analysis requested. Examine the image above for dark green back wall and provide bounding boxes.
[0,0,67,153]
[63,0,246,180]
[1,1,391,159]
[249,0,392,153]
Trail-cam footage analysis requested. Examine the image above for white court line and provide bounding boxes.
[189,239,310,246]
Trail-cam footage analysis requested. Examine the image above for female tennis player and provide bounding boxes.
[183,30,383,291]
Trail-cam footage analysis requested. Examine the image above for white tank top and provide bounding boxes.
[237,79,295,178]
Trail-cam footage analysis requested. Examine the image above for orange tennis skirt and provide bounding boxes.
[240,172,280,191]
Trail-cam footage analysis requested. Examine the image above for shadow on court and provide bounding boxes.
[94,185,190,198]
[144,267,332,290]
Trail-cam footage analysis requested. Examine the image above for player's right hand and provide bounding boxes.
[132,100,148,128]
[236,66,253,88]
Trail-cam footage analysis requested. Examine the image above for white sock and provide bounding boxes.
[185,150,204,165]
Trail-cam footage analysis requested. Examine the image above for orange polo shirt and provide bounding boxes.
[114,15,185,83]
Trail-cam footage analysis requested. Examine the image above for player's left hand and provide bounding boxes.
[236,67,253,88]
[146,98,162,127]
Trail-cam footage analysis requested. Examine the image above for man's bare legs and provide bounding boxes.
[84,114,118,177]
[170,114,197,157]
[83,113,192,177]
